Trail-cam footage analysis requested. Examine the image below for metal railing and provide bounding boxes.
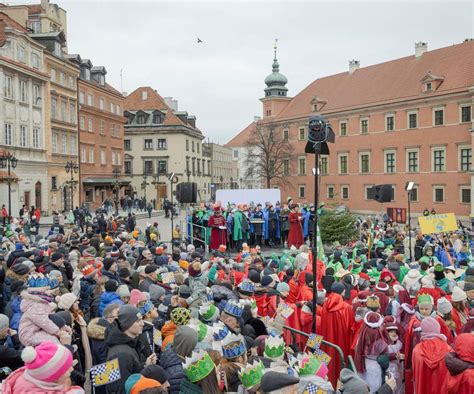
[183,221,209,255]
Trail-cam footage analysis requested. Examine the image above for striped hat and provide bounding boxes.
[21,342,73,382]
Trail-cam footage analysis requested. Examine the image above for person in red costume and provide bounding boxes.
[412,317,452,394]
[320,282,354,388]
[350,290,370,353]
[413,275,445,306]
[445,333,474,394]
[208,206,227,251]
[287,204,303,249]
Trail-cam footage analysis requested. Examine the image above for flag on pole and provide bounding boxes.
[306,333,323,349]
[316,224,325,263]
[90,358,121,387]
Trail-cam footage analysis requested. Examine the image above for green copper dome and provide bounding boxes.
[264,40,288,97]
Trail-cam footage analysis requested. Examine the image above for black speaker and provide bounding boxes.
[176,182,197,203]
[371,184,393,203]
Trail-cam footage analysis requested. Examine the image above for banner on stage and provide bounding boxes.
[386,207,406,223]
[418,213,458,234]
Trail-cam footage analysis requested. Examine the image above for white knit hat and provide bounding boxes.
[451,286,467,302]
[57,293,77,310]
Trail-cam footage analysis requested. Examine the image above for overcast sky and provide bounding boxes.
[10,0,474,143]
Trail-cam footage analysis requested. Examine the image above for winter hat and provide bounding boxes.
[276,282,290,294]
[451,286,467,302]
[10,280,26,294]
[375,282,389,292]
[57,293,77,310]
[260,371,299,392]
[0,314,9,331]
[50,252,64,263]
[48,314,66,328]
[81,264,97,279]
[129,289,146,307]
[149,284,166,301]
[119,268,131,279]
[22,342,73,383]
[118,305,142,331]
[103,257,116,271]
[82,246,97,258]
[105,280,119,292]
[110,246,120,258]
[339,368,368,393]
[420,317,446,341]
[171,307,191,326]
[125,373,161,394]
[261,275,273,287]
[145,264,159,275]
[156,246,164,255]
[188,261,202,277]
[248,270,261,284]
[178,285,191,299]
[117,285,131,298]
[437,297,452,315]
[331,282,345,295]
[141,364,168,384]
[12,263,29,276]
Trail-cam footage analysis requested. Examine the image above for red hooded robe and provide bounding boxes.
[446,333,474,394]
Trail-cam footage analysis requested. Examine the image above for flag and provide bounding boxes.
[153,328,162,346]
[306,333,323,349]
[316,224,326,263]
[277,302,294,319]
[303,382,319,394]
[90,358,121,387]
[161,272,175,284]
[314,348,331,365]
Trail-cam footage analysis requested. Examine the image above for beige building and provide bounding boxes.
[123,87,210,205]
[0,13,49,216]
[202,142,238,198]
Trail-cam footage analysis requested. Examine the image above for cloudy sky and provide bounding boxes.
[11,0,474,143]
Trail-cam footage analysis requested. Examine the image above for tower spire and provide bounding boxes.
[264,39,288,97]
[272,38,279,72]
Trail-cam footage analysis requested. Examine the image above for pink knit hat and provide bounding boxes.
[129,289,146,307]
[420,317,446,341]
[22,342,73,382]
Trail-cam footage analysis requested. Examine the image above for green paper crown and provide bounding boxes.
[199,303,218,321]
[238,360,265,389]
[295,355,321,376]
[183,349,215,383]
[264,335,285,359]
[418,293,434,305]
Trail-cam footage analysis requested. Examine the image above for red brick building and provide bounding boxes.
[228,40,474,218]
[66,55,126,210]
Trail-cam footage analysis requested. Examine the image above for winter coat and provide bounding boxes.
[179,379,202,394]
[79,277,97,315]
[98,292,124,317]
[9,296,23,331]
[3,270,28,305]
[100,269,121,285]
[138,321,157,358]
[18,291,59,347]
[187,274,208,306]
[1,367,85,393]
[0,335,23,370]
[160,346,187,394]
[138,277,156,293]
[87,317,109,365]
[104,321,146,394]
[6,250,27,269]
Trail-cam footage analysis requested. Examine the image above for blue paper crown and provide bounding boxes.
[224,300,243,318]
[222,339,247,359]
[27,275,50,288]
[238,280,255,294]
[207,289,214,301]
[49,278,59,289]
[139,301,154,315]
[213,325,230,341]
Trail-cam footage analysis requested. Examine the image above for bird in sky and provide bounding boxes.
[197,37,203,43]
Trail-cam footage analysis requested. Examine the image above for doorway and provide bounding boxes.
[35,181,41,210]
[24,191,30,209]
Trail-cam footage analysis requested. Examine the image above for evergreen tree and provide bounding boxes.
[319,210,358,245]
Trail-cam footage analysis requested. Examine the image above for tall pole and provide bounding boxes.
[408,190,412,262]
[311,150,320,334]
[7,159,11,221]
[170,181,174,236]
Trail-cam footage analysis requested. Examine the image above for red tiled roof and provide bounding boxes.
[276,40,474,120]
[0,12,29,34]
[225,121,257,147]
[26,4,43,15]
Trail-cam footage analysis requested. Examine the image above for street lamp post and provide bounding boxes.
[230,177,234,190]
[151,172,161,210]
[219,175,223,190]
[112,167,121,216]
[64,161,79,211]
[185,170,191,182]
[0,151,18,221]
[405,181,415,262]
[141,175,149,202]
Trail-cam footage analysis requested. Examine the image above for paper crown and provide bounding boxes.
[206,288,214,301]
[417,293,434,305]
[238,280,255,294]
[264,334,285,360]
[291,354,322,377]
[138,301,154,316]
[199,302,219,322]
[238,360,265,389]
[189,319,212,343]
[212,321,230,341]
[221,333,247,359]
[223,300,243,318]
[182,349,215,383]
[27,273,50,289]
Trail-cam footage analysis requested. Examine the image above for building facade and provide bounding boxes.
[123,87,209,205]
[66,55,125,211]
[202,142,238,199]
[228,40,474,218]
[0,13,49,216]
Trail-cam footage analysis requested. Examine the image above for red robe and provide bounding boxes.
[287,211,304,248]
[412,338,451,394]
[450,307,468,335]
[208,213,227,250]
[286,278,299,304]
[446,334,474,394]
[320,292,355,388]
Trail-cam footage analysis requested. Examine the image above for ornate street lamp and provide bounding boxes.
[0,151,18,221]
[64,161,79,211]
[112,166,121,215]
[141,175,148,201]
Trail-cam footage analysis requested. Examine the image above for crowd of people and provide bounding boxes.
[0,200,472,394]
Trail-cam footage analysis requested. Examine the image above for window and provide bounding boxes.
[144,160,153,175]
[89,148,94,163]
[283,129,289,141]
[157,139,167,149]
[192,141,195,152]
[80,116,85,130]
[327,186,335,199]
[298,127,305,140]
[197,143,200,154]
[51,98,57,119]
[32,127,40,148]
[124,161,132,174]
[460,148,472,171]
[186,139,189,151]
[30,84,39,106]
[51,68,56,81]
[112,151,116,166]
[408,112,417,129]
[152,114,161,124]
[365,185,374,200]
[142,91,148,100]
[360,153,370,173]
[18,45,25,62]
[360,118,369,134]
[409,186,418,202]
[283,159,290,175]
[110,124,116,137]
[30,20,40,33]
[52,133,58,153]
[407,150,419,173]
[61,99,67,121]
[299,185,305,198]
[70,135,76,155]
[434,108,444,126]
[51,176,57,190]
[339,154,348,174]
[19,125,27,147]
[340,121,347,136]
[62,134,67,154]
[116,105,121,115]
[233,149,238,159]
[88,118,93,132]
[81,147,86,163]
[461,105,471,123]
[385,151,396,173]
[137,115,146,124]
[100,150,106,165]
[433,186,444,203]
[69,76,74,89]
[60,72,65,86]
[433,148,445,172]
[341,186,349,199]
[124,140,131,151]
[31,53,40,69]
[99,98,104,110]
[19,80,27,103]
[100,121,105,135]
[298,157,306,175]
[87,94,93,106]
[144,139,153,150]
[158,160,167,175]
[4,75,13,99]
[79,91,84,104]
[320,156,328,175]
[117,152,121,165]
[69,103,76,123]
[461,187,471,204]
[386,115,394,131]
[110,103,115,113]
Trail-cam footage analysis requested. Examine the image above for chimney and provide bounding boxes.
[254,116,261,122]
[415,42,428,58]
[349,60,360,74]
[164,97,178,111]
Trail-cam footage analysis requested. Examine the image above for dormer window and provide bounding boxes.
[153,114,162,124]
[311,97,328,112]
[53,41,61,57]
[142,91,148,100]
[421,71,444,93]
[426,82,432,92]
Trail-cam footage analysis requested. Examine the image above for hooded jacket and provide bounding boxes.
[445,333,474,394]
[87,317,109,365]
[9,296,23,331]
[160,347,187,394]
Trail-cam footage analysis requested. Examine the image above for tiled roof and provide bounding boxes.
[225,121,257,148]
[0,12,29,34]
[26,4,43,15]
[276,40,474,120]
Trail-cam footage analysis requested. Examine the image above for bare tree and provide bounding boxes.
[244,123,294,188]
